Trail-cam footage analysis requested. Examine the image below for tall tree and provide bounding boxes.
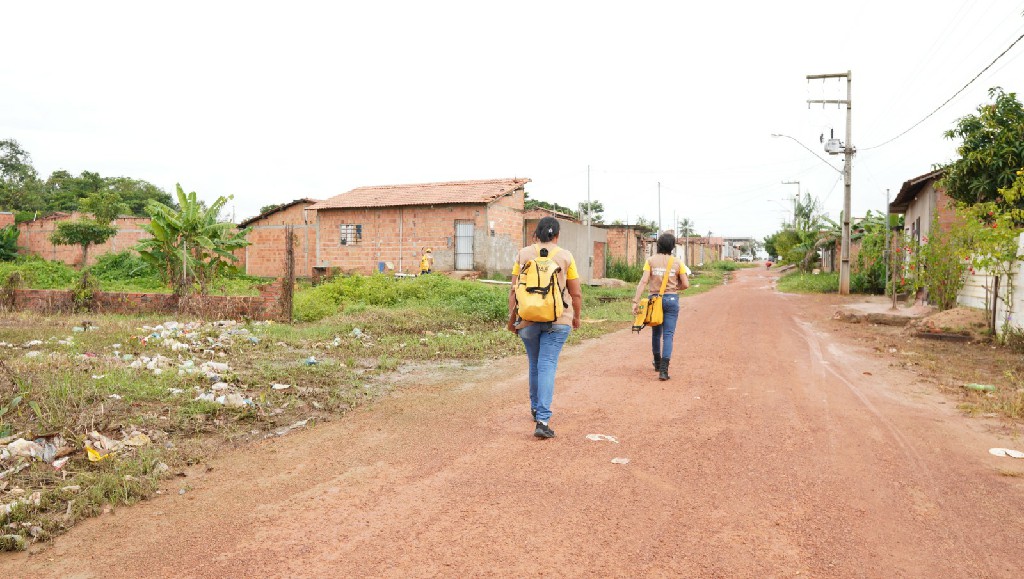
[81,190,130,224]
[578,200,605,225]
[941,87,1024,216]
[677,218,696,237]
[0,139,44,213]
[49,219,118,266]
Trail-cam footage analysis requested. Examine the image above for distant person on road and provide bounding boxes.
[632,233,690,381]
[507,216,582,439]
[419,247,434,275]
[766,260,773,270]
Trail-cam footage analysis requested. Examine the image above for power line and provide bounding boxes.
[862,30,1024,151]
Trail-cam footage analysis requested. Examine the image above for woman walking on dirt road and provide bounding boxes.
[507,217,582,439]
[632,232,690,381]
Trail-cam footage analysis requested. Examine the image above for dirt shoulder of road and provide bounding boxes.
[793,292,1024,432]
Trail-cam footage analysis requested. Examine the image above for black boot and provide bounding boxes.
[653,354,661,371]
[659,358,671,381]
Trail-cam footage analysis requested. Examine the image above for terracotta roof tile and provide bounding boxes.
[308,178,530,210]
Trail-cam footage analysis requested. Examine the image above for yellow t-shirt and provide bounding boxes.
[643,254,686,294]
[511,244,578,326]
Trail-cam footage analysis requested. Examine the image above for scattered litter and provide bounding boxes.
[610,457,630,465]
[271,383,292,390]
[52,457,70,470]
[24,351,41,358]
[304,356,318,366]
[271,418,310,437]
[4,439,44,459]
[989,448,1024,459]
[964,383,996,392]
[351,328,363,338]
[586,434,619,444]
[92,375,106,380]
[123,433,152,447]
[107,394,122,400]
[24,340,43,347]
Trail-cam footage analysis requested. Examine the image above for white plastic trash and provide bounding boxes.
[989,448,1024,458]
[586,434,619,444]
[610,457,630,465]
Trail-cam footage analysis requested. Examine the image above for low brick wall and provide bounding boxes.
[5,279,289,321]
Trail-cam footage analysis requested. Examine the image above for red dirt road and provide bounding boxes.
[6,267,1024,577]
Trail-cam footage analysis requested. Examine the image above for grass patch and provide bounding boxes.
[777,271,840,293]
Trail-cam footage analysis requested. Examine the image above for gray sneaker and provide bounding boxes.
[534,421,555,438]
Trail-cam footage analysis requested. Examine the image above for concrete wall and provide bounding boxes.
[524,218,607,283]
[17,213,150,267]
[314,189,525,276]
[904,181,958,243]
[957,232,1024,336]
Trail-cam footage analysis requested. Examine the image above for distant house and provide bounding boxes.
[237,199,320,278]
[524,214,607,281]
[307,178,529,276]
[600,224,647,267]
[888,169,955,243]
[17,212,150,267]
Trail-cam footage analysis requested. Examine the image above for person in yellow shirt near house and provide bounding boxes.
[419,247,434,275]
[507,217,582,439]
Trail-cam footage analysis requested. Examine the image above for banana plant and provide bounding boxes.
[136,184,251,295]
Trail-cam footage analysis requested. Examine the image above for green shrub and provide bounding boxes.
[89,251,159,282]
[777,271,839,293]
[707,260,743,271]
[0,256,77,289]
[606,259,644,283]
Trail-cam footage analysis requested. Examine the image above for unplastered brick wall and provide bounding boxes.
[238,203,317,278]
[7,279,289,321]
[17,213,150,266]
[315,198,525,275]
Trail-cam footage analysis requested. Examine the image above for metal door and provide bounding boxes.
[455,220,474,270]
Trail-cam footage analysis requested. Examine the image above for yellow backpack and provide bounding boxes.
[515,245,566,322]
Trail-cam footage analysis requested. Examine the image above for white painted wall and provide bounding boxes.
[956,232,1024,335]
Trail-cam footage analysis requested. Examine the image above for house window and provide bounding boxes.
[339,224,362,245]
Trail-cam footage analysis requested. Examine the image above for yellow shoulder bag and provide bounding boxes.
[632,257,673,333]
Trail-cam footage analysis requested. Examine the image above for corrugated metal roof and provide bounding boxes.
[890,168,945,213]
[308,178,530,210]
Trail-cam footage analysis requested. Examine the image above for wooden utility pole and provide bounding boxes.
[284,225,295,323]
[807,70,854,295]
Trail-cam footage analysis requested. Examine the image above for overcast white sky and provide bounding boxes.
[3,1,1024,241]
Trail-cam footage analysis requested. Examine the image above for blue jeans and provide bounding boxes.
[651,293,680,360]
[517,323,571,423]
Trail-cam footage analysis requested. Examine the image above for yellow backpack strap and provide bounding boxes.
[658,257,673,296]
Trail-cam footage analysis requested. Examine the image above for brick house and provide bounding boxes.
[601,224,647,267]
[17,212,150,267]
[307,178,529,276]
[888,169,955,243]
[236,199,320,278]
